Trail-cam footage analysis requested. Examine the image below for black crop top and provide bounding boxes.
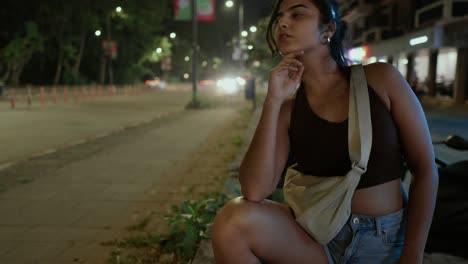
[288,83,405,189]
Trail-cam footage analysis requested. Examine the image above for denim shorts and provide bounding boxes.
[324,207,407,264]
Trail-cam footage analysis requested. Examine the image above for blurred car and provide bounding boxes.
[216,76,245,95]
[145,77,167,89]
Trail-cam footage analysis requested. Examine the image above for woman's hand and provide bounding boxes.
[267,50,304,105]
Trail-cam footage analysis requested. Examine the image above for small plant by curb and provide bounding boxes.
[105,192,228,264]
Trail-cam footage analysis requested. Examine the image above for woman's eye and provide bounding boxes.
[292,13,303,18]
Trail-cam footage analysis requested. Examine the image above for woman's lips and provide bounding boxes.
[279,33,292,42]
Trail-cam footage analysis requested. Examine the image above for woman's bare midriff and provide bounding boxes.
[351,179,404,216]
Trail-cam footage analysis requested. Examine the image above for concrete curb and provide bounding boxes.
[191,107,262,264]
[0,111,177,172]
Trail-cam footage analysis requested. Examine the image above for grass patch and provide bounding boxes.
[105,193,228,264]
[17,178,33,184]
[126,214,153,232]
[231,135,244,147]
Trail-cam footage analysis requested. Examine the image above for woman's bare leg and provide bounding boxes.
[212,197,329,264]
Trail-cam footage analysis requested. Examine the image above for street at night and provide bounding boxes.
[1,0,468,263]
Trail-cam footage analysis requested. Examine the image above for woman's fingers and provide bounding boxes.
[271,58,302,74]
[272,64,299,73]
[291,64,304,82]
[283,50,304,59]
[281,58,302,68]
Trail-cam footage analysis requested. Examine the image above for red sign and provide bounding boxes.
[174,0,215,21]
[161,56,172,71]
[102,40,118,59]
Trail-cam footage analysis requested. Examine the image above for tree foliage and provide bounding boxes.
[0,0,171,85]
[244,17,280,81]
[1,22,44,85]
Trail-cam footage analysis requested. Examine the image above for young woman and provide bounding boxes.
[212,0,438,263]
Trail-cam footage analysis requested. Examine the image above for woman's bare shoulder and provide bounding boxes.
[362,62,401,111]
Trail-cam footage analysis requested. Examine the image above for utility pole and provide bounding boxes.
[238,0,244,75]
[191,0,199,107]
[106,13,114,85]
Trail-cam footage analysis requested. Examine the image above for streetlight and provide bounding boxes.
[156,48,162,54]
[225,0,244,74]
[101,6,122,85]
[170,32,177,39]
[241,31,248,37]
[95,30,102,37]
[250,26,257,33]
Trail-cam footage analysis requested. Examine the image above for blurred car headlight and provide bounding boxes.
[217,77,239,94]
[236,77,246,86]
[216,76,245,95]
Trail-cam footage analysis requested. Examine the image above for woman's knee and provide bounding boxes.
[212,197,263,240]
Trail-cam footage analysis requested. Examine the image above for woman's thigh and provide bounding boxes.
[212,197,328,264]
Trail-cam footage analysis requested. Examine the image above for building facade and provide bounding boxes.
[342,0,468,104]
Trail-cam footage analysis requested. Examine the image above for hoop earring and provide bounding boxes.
[320,36,331,45]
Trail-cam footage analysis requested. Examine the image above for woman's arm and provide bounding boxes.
[239,51,304,202]
[239,100,290,202]
[367,63,438,263]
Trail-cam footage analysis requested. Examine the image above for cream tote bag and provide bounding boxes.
[283,64,372,245]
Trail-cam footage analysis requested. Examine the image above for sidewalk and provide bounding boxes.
[0,91,246,263]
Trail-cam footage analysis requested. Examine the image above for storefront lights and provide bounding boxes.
[348,46,368,62]
[410,36,428,46]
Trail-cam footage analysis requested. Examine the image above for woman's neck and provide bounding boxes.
[300,53,347,98]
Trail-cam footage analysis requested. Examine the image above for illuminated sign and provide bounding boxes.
[347,46,369,62]
[409,36,428,46]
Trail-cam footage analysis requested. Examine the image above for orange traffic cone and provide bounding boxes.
[64,86,69,103]
[73,87,79,103]
[52,86,58,104]
[82,86,88,102]
[10,88,16,109]
[40,86,46,107]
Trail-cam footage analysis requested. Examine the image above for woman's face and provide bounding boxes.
[275,0,323,55]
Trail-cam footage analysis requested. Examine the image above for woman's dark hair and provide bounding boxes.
[266,0,348,68]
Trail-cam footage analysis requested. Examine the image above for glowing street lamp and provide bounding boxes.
[170,32,177,39]
[116,6,122,13]
[225,0,244,73]
[250,26,257,33]
[95,30,102,37]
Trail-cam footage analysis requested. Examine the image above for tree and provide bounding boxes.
[0,22,44,85]
[244,17,280,81]
[0,0,172,85]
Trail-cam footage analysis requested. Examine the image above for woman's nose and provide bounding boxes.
[277,17,288,28]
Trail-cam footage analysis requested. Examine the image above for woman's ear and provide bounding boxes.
[323,21,337,39]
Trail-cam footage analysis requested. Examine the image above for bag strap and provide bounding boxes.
[348,64,372,173]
